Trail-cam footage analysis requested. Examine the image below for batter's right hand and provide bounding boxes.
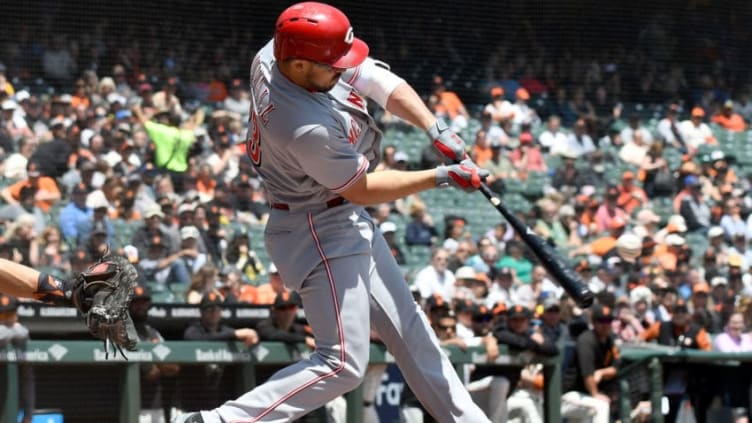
[436,159,488,192]
[427,119,467,162]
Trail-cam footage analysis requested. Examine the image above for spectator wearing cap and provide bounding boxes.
[496,240,534,284]
[128,284,180,421]
[178,226,207,273]
[483,86,514,123]
[689,282,722,334]
[551,149,589,193]
[538,115,568,153]
[0,293,36,423]
[379,221,406,266]
[509,132,547,178]
[414,247,456,300]
[540,296,568,345]
[712,99,747,131]
[632,209,660,239]
[679,107,717,154]
[615,171,647,214]
[594,186,628,234]
[453,299,485,347]
[477,304,556,423]
[485,266,519,308]
[639,300,713,421]
[561,304,618,423]
[454,267,490,303]
[223,79,251,121]
[1,99,32,142]
[442,215,468,254]
[138,234,192,288]
[405,200,438,247]
[255,291,315,348]
[678,175,710,233]
[30,114,74,179]
[85,176,123,220]
[1,161,61,213]
[510,87,539,131]
[182,292,258,410]
[131,205,180,256]
[230,178,270,225]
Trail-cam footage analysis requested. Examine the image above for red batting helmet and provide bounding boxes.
[274,2,369,69]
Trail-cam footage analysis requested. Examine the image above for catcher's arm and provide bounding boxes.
[0,258,73,304]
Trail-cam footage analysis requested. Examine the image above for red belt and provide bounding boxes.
[271,197,346,211]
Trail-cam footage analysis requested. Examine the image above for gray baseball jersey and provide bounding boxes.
[199,40,491,423]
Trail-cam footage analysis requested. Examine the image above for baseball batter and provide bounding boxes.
[178,2,490,422]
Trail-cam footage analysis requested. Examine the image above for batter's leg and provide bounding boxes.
[367,233,491,423]
[207,255,372,423]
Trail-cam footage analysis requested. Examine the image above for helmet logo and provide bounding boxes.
[344,27,354,45]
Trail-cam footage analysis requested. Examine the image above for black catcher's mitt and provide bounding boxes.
[73,253,138,358]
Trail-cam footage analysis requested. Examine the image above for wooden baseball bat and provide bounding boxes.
[478,184,594,308]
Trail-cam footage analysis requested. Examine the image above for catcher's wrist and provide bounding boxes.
[33,272,75,307]
[426,119,448,140]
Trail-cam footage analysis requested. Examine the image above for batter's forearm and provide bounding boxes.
[340,169,436,205]
[385,82,437,131]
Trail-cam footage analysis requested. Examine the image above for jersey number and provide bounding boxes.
[247,111,262,166]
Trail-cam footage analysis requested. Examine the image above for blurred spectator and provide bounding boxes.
[0,185,46,234]
[540,296,568,345]
[129,285,180,422]
[442,215,468,254]
[618,129,649,167]
[473,112,507,166]
[2,214,39,266]
[639,142,673,198]
[483,86,514,124]
[657,104,686,150]
[620,114,653,146]
[1,161,61,213]
[615,171,647,214]
[496,240,534,284]
[181,293,258,411]
[216,267,244,303]
[611,298,645,342]
[551,150,587,192]
[414,248,455,300]
[0,294,35,423]
[75,196,114,247]
[140,235,192,290]
[562,304,618,423]
[132,205,181,255]
[629,285,656,329]
[534,198,568,247]
[31,118,74,179]
[713,312,752,352]
[41,39,77,89]
[559,118,596,158]
[679,107,717,154]
[405,200,437,247]
[633,209,660,239]
[509,133,547,177]
[36,226,71,274]
[256,291,314,350]
[538,115,568,153]
[689,282,722,334]
[2,135,36,180]
[510,88,539,132]
[720,198,749,240]
[245,263,288,305]
[223,232,265,284]
[379,221,406,266]
[152,77,183,116]
[678,175,711,233]
[223,79,251,122]
[712,100,746,132]
[482,138,516,193]
[485,266,519,307]
[594,188,628,234]
[517,265,562,308]
[178,226,207,273]
[429,75,469,132]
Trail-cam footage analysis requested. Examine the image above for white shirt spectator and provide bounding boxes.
[484,100,515,123]
[678,120,714,150]
[657,117,680,145]
[2,153,28,180]
[619,140,649,166]
[550,133,596,157]
[413,264,456,300]
[538,129,569,152]
[620,126,654,145]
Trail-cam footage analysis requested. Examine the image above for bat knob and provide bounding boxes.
[576,289,595,308]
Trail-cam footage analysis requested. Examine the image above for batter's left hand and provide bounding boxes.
[427,119,467,162]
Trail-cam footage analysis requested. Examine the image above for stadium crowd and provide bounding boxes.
[1,2,752,422]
